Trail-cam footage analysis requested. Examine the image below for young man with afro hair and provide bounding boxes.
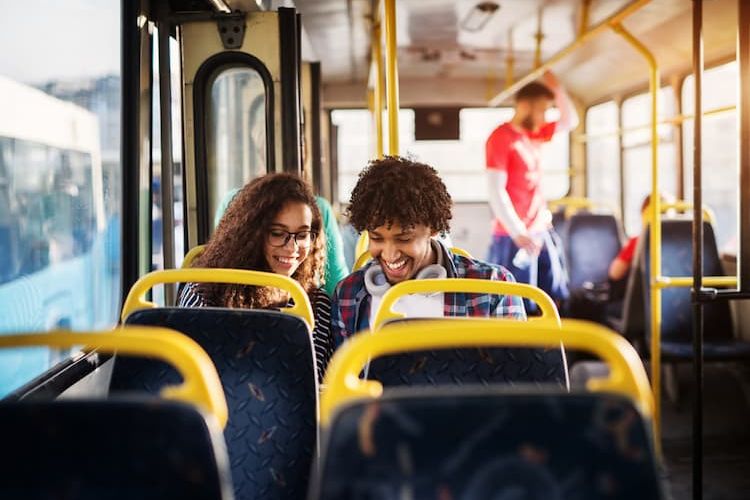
[330,156,526,346]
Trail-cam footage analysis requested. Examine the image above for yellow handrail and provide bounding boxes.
[547,196,616,218]
[371,21,384,158]
[655,276,736,289]
[384,0,400,155]
[182,244,206,268]
[121,268,315,329]
[353,251,373,272]
[354,232,369,262]
[353,246,474,272]
[0,328,228,427]
[661,201,716,226]
[488,0,651,106]
[372,278,559,330]
[547,196,595,212]
[611,21,662,456]
[320,318,653,426]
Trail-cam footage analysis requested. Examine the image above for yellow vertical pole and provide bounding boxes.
[505,30,515,90]
[384,0,400,155]
[612,22,662,458]
[534,10,544,69]
[372,21,384,158]
[579,0,592,37]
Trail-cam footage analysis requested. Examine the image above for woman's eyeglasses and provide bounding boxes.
[268,229,316,248]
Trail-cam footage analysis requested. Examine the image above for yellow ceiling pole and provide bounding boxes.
[384,0,400,155]
[489,0,651,106]
[372,20,384,158]
[505,29,514,89]
[579,0,592,37]
[533,9,544,69]
[611,21,662,459]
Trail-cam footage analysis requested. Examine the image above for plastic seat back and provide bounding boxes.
[0,400,233,500]
[112,308,317,500]
[312,390,661,500]
[313,319,660,499]
[366,328,568,387]
[641,220,733,352]
[367,279,569,388]
[566,213,623,291]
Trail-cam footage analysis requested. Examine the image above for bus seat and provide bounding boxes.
[366,336,567,387]
[641,219,750,361]
[312,320,662,499]
[0,328,233,499]
[112,308,317,500]
[0,400,233,500]
[565,213,623,292]
[365,279,569,389]
[312,391,661,500]
[551,207,567,238]
[609,251,645,343]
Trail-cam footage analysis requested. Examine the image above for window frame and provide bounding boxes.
[193,52,275,243]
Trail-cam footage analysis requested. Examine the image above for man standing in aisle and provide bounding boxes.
[485,70,578,308]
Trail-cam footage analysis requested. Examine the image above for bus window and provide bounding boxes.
[331,107,569,203]
[0,0,121,396]
[585,101,620,213]
[682,61,738,252]
[622,87,678,236]
[207,66,268,230]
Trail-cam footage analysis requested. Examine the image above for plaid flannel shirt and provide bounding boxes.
[330,242,526,347]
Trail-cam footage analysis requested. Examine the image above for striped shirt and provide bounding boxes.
[178,283,334,383]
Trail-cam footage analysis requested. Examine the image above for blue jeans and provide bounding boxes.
[487,231,569,312]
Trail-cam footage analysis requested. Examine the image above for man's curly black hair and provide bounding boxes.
[346,156,452,233]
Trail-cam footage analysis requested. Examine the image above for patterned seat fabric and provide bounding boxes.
[367,347,567,387]
[111,308,317,500]
[366,319,568,388]
[641,220,750,361]
[0,400,232,499]
[313,390,662,500]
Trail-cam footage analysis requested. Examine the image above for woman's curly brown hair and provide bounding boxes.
[347,156,452,233]
[194,173,325,308]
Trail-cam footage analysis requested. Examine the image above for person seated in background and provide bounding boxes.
[330,156,526,347]
[608,193,673,302]
[214,186,349,296]
[179,173,333,380]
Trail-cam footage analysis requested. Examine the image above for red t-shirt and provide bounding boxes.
[486,121,556,235]
[617,236,638,265]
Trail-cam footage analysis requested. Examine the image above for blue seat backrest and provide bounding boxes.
[366,319,568,388]
[641,220,733,345]
[0,400,233,499]
[312,390,662,500]
[367,348,567,387]
[566,213,623,291]
[111,308,317,500]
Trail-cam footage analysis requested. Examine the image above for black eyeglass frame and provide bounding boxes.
[267,229,318,248]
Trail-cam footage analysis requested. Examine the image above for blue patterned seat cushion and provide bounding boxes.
[0,400,232,499]
[367,320,568,387]
[314,389,662,500]
[112,308,317,500]
[367,347,567,387]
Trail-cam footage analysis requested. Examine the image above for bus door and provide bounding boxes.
[180,8,302,246]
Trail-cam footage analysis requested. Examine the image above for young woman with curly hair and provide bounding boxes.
[330,156,526,347]
[178,173,333,379]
